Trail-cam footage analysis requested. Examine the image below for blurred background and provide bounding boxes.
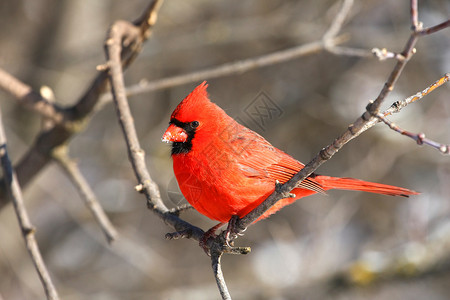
[0,0,449,299]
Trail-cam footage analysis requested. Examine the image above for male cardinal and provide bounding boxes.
[162,82,417,227]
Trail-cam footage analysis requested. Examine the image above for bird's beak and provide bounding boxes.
[162,124,188,143]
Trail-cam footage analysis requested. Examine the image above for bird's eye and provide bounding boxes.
[190,121,199,128]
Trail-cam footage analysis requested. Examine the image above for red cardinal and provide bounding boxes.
[162,82,418,225]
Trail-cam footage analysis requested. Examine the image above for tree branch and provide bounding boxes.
[0,107,59,300]
[0,68,67,124]
[211,252,232,300]
[52,145,119,243]
[0,0,167,208]
[230,0,449,235]
[104,35,346,102]
[103,0,205,242]
[376,73,450,155]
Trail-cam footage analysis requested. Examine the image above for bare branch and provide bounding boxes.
[103,0,205,242]
[0,0,167,208]
[211,252,232,300]
[231,0,450,235]
[410,0,419,30]
[417,19,450,36]
[384,73,450,115]
[326,46,373,58]
[377,115,449,155]
[110,36,346,100]
[52,146,119,243]
[0,107,59,300]
[376,73,450,155]
[371,47,407,61]
[322,0,354,46]
[0,67,67,124]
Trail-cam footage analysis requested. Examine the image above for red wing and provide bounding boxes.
[231,127,325,194]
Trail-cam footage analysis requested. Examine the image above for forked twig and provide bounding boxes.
[232,0,450,235]
[0,0,169,207]
[376,73,450,154]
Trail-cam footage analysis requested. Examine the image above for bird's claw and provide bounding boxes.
[200,216,248,255]
[224,215,243,247]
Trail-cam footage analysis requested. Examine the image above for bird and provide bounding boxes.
[162,81,418,230]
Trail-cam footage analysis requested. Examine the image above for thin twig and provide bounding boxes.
[233,0,358,233]
[104,0,205,242]
[368,1,449,114]
[327,46,372,58]
[383,73,450,115]
[0,68,67,125]
[410,0,419,30]
[322,0,354,47]
[0,107,59,300]
[231,0,449,234]
[211,252,232,300]
[416,19,450,36]
[371,48,406,61]
[0,0,169,208]
[377,114,449,154]
[52,145,119,243]
[105,36,346,101]
[376,73,450,155]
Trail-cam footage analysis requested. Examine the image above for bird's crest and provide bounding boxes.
[171,81,210,121]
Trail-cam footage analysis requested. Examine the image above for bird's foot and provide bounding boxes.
[200,217,250,256]
[224,215,241,247]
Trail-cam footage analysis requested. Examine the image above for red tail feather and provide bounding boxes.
[315,176,418,197]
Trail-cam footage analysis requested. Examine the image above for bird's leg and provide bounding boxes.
[224,215,242,247]
[200,222,225,255]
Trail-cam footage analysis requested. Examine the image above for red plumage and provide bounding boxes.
[162,82,418,223]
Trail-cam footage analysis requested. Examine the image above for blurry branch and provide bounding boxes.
[367,7,450,115]
[52,146,119,243]
[321,0,400,60]
[371,47,406,61]
[114,0,412,100]
[416,19,450,36]
[322,0,353,47]
[0,68,67,124]
[103,0,205,241]
[231,0,449,235]
[376,74,450,155]
[0,107,59,300]
[0,0,168,209]
[105,36,347,101]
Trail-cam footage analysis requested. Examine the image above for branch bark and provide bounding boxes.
[103,0,205,241]
[231,0,450,235]
[0,107,59,300]
[0,0,168,208]
[52,146,119,243]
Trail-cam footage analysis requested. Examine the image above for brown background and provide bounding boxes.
[0,0,449,299]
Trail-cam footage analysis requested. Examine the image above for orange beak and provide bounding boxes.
[162,124,188,143]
